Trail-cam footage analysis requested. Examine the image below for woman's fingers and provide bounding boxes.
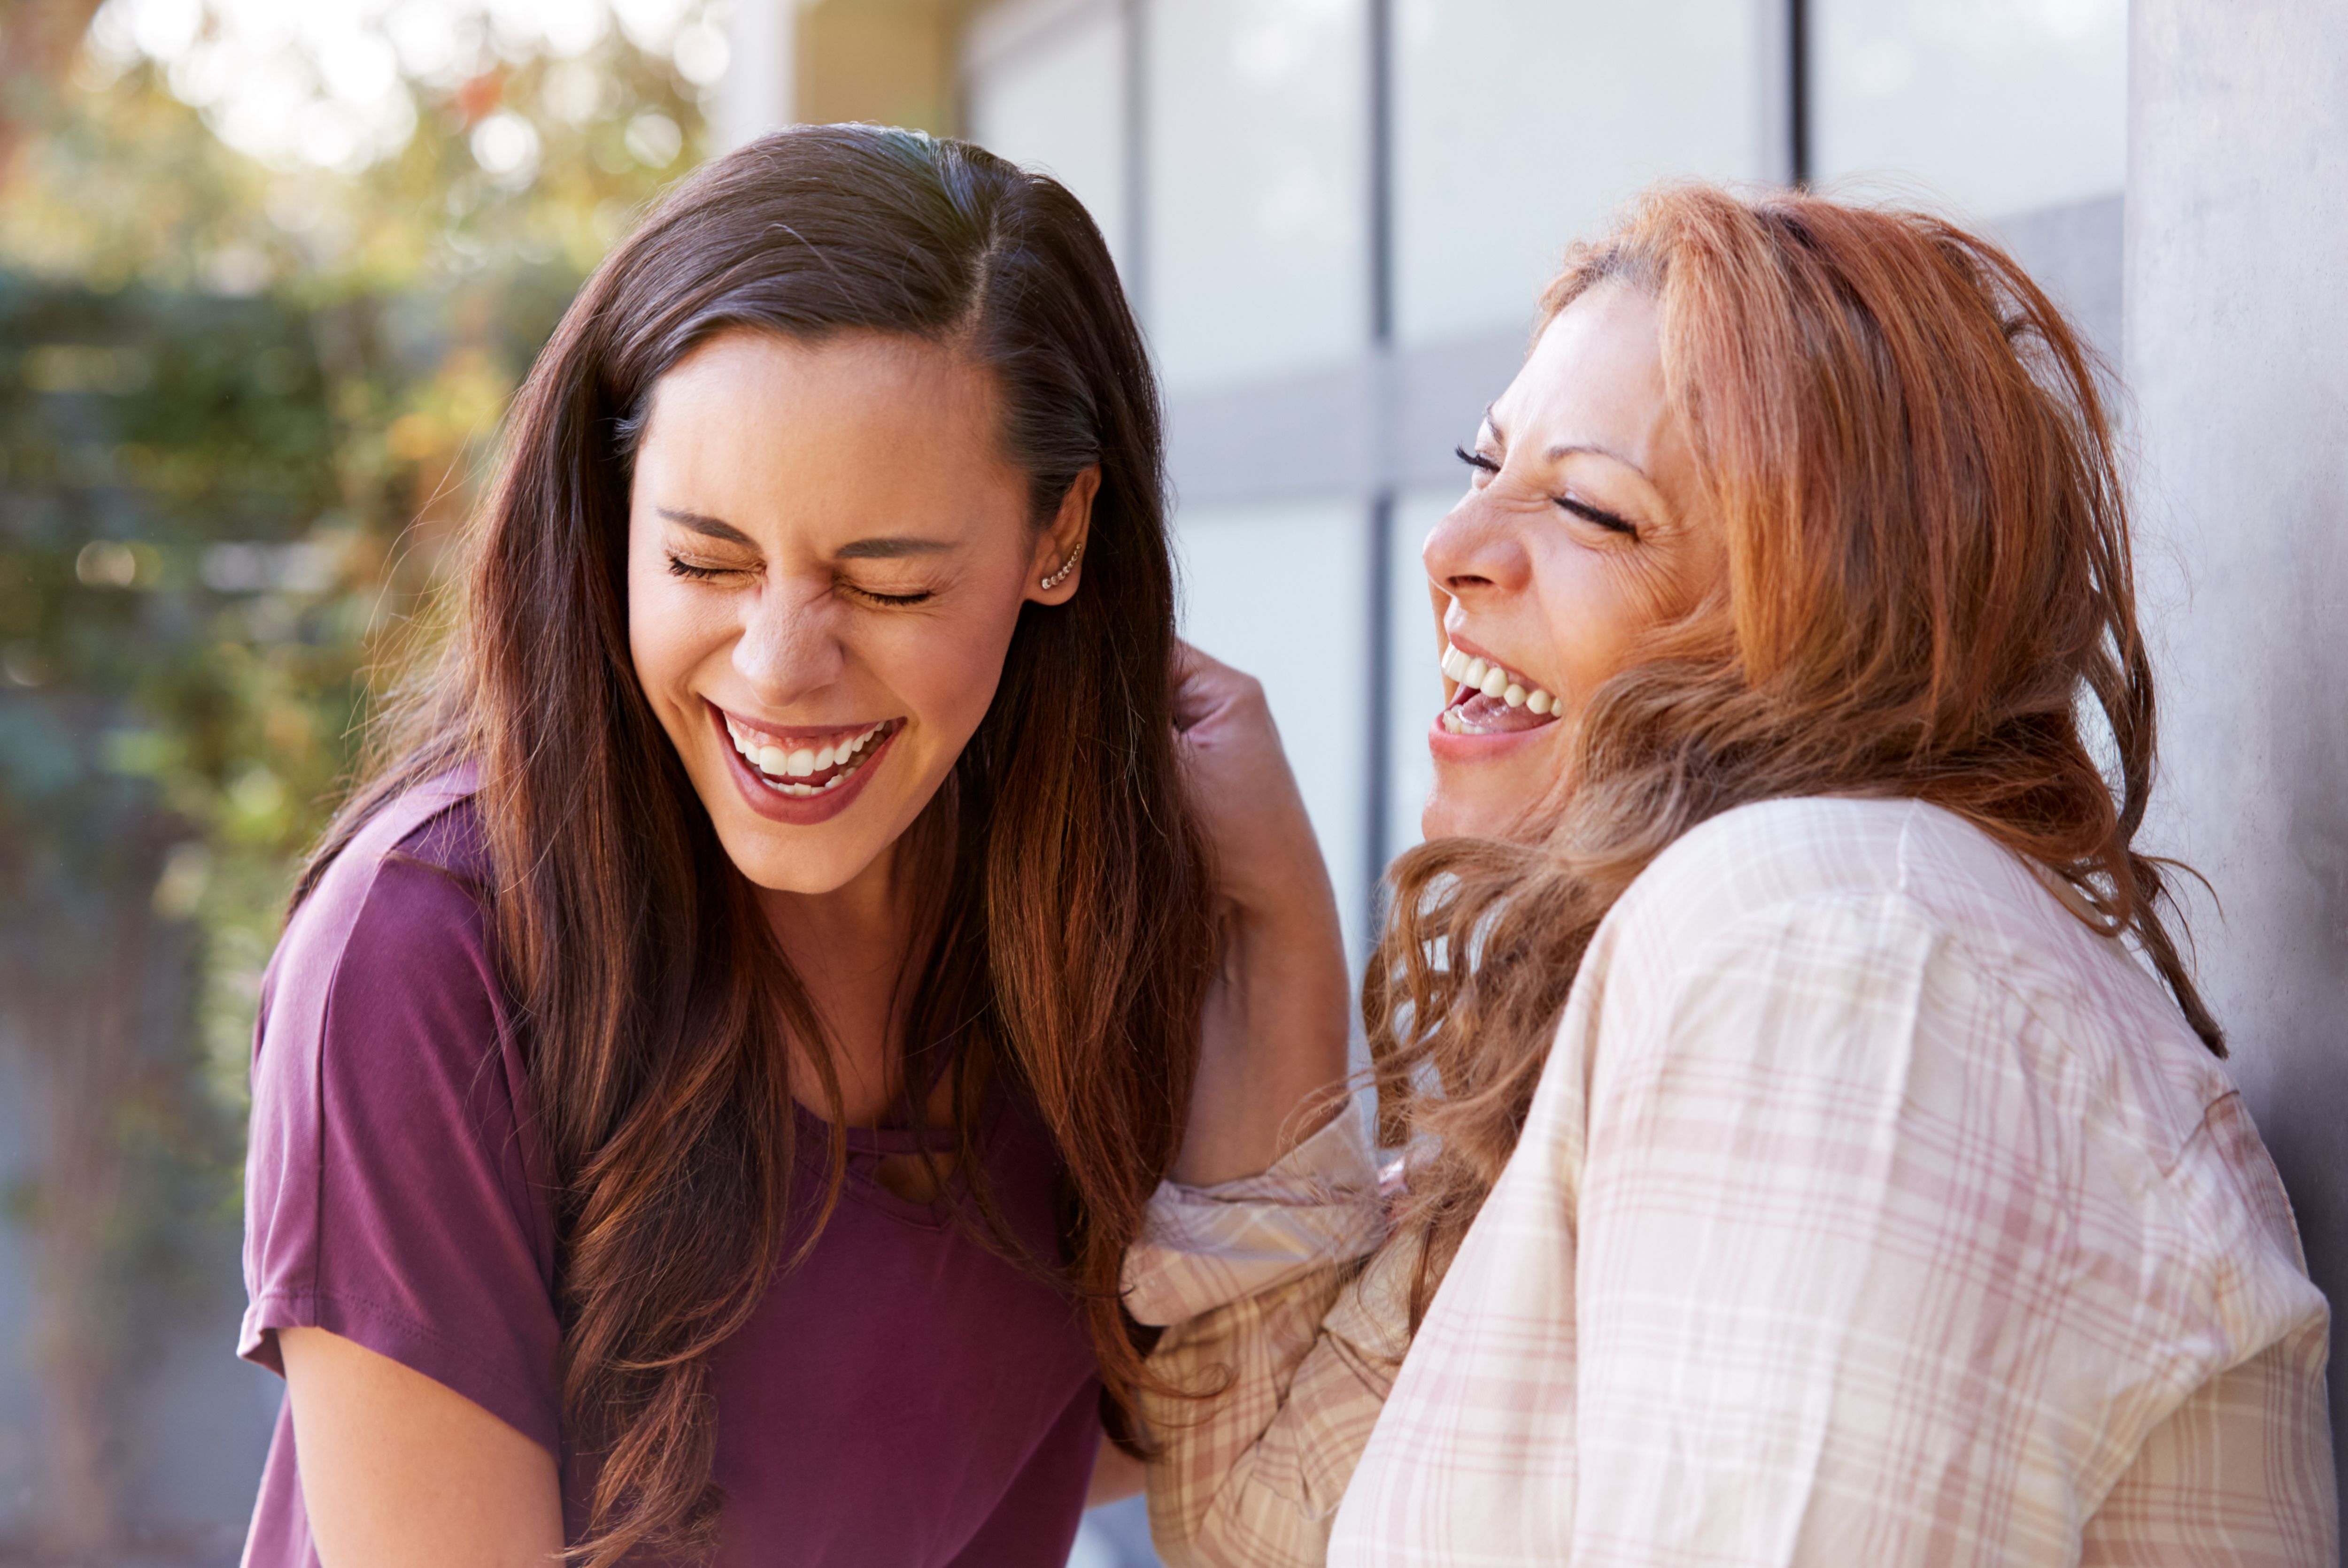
[1171,637,1254,735]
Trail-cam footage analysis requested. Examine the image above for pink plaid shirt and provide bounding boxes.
[1132,796,2336,1567]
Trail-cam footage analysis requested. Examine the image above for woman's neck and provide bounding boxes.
[755,834,939,1129]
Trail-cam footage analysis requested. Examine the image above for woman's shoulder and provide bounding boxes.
[243,766,560,1440]
[1611,796,2126,980]
[248,761,547,1257]
[260,767,510,1102]
[1588,795,2239,1168]
[276,769,490,991]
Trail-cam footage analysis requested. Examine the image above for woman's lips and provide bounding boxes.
[707,702,903,825]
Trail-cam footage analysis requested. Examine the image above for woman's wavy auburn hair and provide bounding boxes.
[299,127,1215,1561]
[1366,184,2218,1319]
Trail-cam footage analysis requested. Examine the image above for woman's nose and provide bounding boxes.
[732,582,844,706]
[1423,492,1531,600]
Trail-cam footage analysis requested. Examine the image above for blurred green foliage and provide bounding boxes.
[0,4,710,1390]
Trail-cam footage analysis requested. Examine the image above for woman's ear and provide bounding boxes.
[1027,466,1100,606]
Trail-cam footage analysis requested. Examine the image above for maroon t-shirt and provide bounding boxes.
[239,773,1101,1565]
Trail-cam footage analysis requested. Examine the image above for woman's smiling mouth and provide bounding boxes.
[707,701,905,824]
[1437,642,1560,737]
[722,710,899,796]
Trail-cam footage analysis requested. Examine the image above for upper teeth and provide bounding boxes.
[723,716,888,791]
[1441,644,1556,715]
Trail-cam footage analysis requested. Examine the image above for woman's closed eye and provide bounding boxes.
[664,553,934,607]
[667,551,753,581]
[1454,445,1641,539]
[1554,497,1639,540]
[841,581,934,608]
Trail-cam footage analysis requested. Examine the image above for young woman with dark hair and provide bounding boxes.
[1137,185,2335,1566]
[236,125,1365,1566]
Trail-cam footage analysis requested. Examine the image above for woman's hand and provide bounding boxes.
[1170,641,1353,1185]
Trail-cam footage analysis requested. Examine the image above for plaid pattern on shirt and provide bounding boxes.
[1141,796,2336,1568]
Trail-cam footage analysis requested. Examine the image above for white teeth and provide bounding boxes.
[768,766,853,799]
[726,716,892,787]
[1438,645,1558,720]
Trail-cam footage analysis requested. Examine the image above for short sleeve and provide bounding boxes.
[239,792,562,1456]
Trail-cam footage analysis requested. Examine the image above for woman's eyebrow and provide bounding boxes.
[1486,402,1653,480]
[1545,441,1652,482]
[657,509,953,560]
[658,507,755,546]
[835,537,955,560]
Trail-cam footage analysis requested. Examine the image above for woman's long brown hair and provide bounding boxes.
[296,127,1215,1561]
[1367,184,2218,1323]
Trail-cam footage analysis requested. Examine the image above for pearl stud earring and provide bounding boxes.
[1040,539,1083,590]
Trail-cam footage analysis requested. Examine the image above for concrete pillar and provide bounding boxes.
[711,0,969,151]
[2126,0,2348,1543]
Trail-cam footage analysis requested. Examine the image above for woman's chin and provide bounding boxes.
[1421,778,1533,844]
[696,763,909,897]
[1422,721,1564,843]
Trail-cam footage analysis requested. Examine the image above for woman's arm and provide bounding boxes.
[279,1327,563,1568]
[1139,1229,1416,1568]
[1137,643,1391,1561]
[1116,1107,1405,1568]
[1169,642,1352,1185]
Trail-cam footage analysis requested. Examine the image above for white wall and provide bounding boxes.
[2127,0,2348,1545]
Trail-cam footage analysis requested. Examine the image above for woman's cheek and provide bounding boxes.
[910,597,1026,738]
[632,590,706,703]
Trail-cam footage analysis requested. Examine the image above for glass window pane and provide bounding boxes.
[1144,0,1370,393]
[1175,498,1373,954]
[1393,0,1767,346]
[965,9,1132,279]
[1384,486,1456,861]
[1812,0,2127,220]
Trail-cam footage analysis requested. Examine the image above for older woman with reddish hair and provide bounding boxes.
[1133,185,2336,1566]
